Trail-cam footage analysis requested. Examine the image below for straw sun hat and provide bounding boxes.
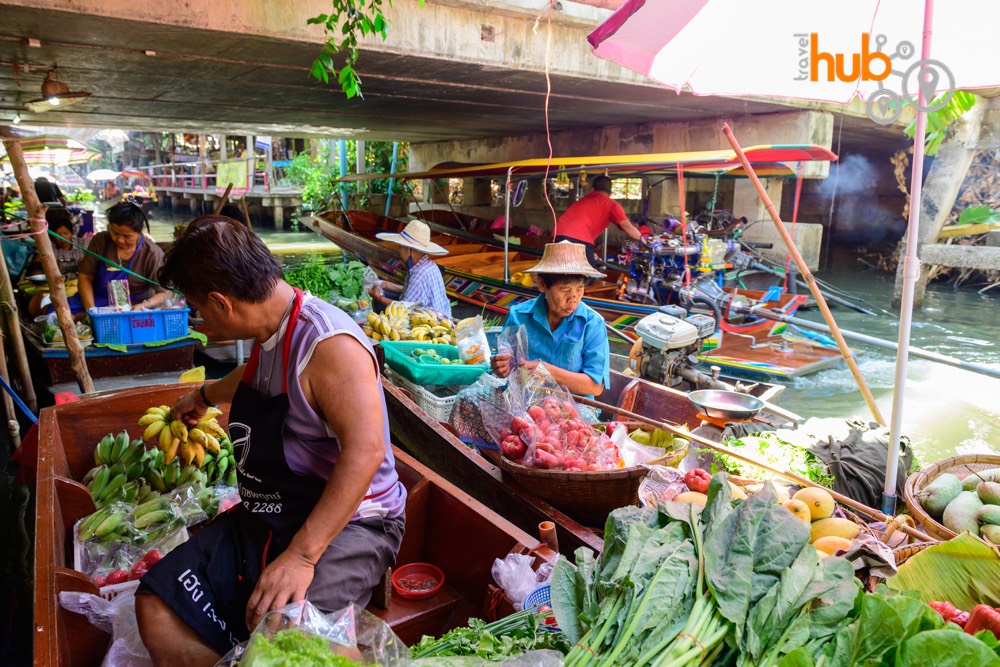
[375,220,449,256]
[525,241,605,279]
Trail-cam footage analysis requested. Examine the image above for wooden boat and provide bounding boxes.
[20,320,196,388]
[382,367,790,535]
[309,210,843,379]
[32,383,560,665]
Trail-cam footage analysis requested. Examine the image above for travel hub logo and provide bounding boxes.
[793,32,955,126]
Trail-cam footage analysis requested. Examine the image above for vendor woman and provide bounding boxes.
[77,200,168,313]
[450,241,610,449]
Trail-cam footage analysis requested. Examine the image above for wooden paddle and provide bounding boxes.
[575,394,936,544]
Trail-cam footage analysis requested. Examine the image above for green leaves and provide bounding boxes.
[306,0,396,98]
[958,206,1000,225]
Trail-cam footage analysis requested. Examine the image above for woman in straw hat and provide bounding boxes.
[449,241,609,449]
[368,220,452,317]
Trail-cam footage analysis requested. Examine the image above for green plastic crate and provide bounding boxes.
[380,341,489,386]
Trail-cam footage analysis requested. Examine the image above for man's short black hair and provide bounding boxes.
[590,175,613,193]
[160,215,282,303]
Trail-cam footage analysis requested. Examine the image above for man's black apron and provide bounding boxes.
[140,288,332,651]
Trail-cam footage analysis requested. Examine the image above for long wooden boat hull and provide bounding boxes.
[308,211,842,379]
[32,383,550,665]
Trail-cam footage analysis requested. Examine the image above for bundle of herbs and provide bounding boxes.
[551,474,860,667]
[410,607,570,661]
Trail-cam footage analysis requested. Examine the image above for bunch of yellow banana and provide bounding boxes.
[384,302,410,319]
[137,405,227,469]
[410,307,452,329]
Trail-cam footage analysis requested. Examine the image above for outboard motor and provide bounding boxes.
[627,309,725,389]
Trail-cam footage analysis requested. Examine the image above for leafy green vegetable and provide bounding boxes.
[410,609,569,660]
[707,433,835,487]
[284,254,336,300]
[242,628,361,667]
[330,260,367,299]
[886,533,1000,611]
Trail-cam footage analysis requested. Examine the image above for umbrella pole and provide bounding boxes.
[503,167,513,284]
[721,123,884,426]
[2,137,95,394]
[884,0,934,516]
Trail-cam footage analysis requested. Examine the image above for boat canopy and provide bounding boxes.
[333,144,837,183]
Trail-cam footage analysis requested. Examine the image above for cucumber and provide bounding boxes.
[942,491,983,536]
[918,473,963,518]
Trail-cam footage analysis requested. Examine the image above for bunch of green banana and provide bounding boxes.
[93,430,138,467]
[138,404,227,469]
[77,502,135,543]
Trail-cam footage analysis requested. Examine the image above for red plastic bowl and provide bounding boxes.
[391,562,445,600]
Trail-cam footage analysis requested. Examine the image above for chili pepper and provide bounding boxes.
[964,604,1000,639]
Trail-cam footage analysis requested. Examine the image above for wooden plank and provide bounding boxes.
[938,222,1000,238]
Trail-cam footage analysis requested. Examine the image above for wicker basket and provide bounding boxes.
[496,456,649,526]
[864,542,934,592]
[903,454,1000,541]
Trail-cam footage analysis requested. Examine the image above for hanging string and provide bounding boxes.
[707,173,721,222]
[533,2,559,237]
[0,218,48,241]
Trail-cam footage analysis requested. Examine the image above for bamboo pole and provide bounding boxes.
[240,196,252,232]
[2,136,94,393]
[721,124,885,426]
[213,183,234,214]
[575,394,935,544]
[0,232,37,413]
[0,332,21,448]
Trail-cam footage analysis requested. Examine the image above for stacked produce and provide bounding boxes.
[917,468,1000,540]
[284,255,370,312]
[498,397,621,471]
[363,303,456,344]
[782,487,863,557]
[552,474,1000,667]
[137,404,235,485]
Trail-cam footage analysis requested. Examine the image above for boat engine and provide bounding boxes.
[628,309,724,389]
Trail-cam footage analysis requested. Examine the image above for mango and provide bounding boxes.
[812,535,853,555]
[782,499,812,525]
[977,481,1000,506]
[942,491,982,536]
[729,483,748,500]
[962,468,1000,491]
[793,487,836,521]
[674,491,708,507]
[810,517,860,543]
[918,473,962,518]
[982,525,1000,543]
[978,505,1000,526]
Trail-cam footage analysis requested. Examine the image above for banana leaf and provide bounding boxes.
[886,533,1000,611]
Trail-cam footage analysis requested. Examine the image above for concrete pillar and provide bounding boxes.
[274,205,284,227]
[356,141,366,174]
[463,178,492,206]
[647,177,682,218]
[220,135,227,161]
[894,97,993,307]
[732,178,784,225]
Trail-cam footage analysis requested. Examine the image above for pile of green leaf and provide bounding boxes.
[410,608,570,661]
[241,628,362,667]
[552,473,1000,667]
[284,255,367,303]
[707,433,835,487]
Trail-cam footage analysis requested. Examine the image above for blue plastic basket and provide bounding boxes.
[88,308,190,345]
[523,584,551,610]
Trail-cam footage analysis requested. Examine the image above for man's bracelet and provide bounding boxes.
[198,384,213,407]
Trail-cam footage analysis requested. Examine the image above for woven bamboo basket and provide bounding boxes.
[496,457,650,526]
[864,542,934,592]
[903,454,1000,541]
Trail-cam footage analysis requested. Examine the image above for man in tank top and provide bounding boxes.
[135,215,405,663]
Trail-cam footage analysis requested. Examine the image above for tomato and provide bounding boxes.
[129,560,150,581]
[684,469,712,493]
[105,570,129,586]
[142,549,164,566]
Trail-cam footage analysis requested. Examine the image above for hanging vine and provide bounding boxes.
[308,0,422,99]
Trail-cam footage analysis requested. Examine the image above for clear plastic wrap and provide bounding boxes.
[218,600,409,667]
[108,278,131,311]
[491,554,538,612]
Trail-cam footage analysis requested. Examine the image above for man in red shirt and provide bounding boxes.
[555,175,643,266]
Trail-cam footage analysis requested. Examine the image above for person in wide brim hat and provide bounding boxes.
[447,240,610,450]
[369,220,452,317]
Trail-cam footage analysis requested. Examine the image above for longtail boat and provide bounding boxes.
[382,367,791,535]
[308,210,843,379]
[32,383,559,665]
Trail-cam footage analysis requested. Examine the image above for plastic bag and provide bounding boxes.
[610,427,666,467]
[483,366,621,471]
[108,278,131,311]
[637,466,689,507]
[496,325,528,370]
[222,600,409,667]
[491,554,538,612]
[455,315,491,365]
[59,586,153,667]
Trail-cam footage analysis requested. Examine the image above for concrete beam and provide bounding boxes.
[920,244,1000,271]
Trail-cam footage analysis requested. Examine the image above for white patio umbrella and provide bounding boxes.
[589,0,1000,513]
[85,168,122,182]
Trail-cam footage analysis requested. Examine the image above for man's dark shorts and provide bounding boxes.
[138,507,404,654]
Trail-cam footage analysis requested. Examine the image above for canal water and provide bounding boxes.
[144,210,1000,464]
